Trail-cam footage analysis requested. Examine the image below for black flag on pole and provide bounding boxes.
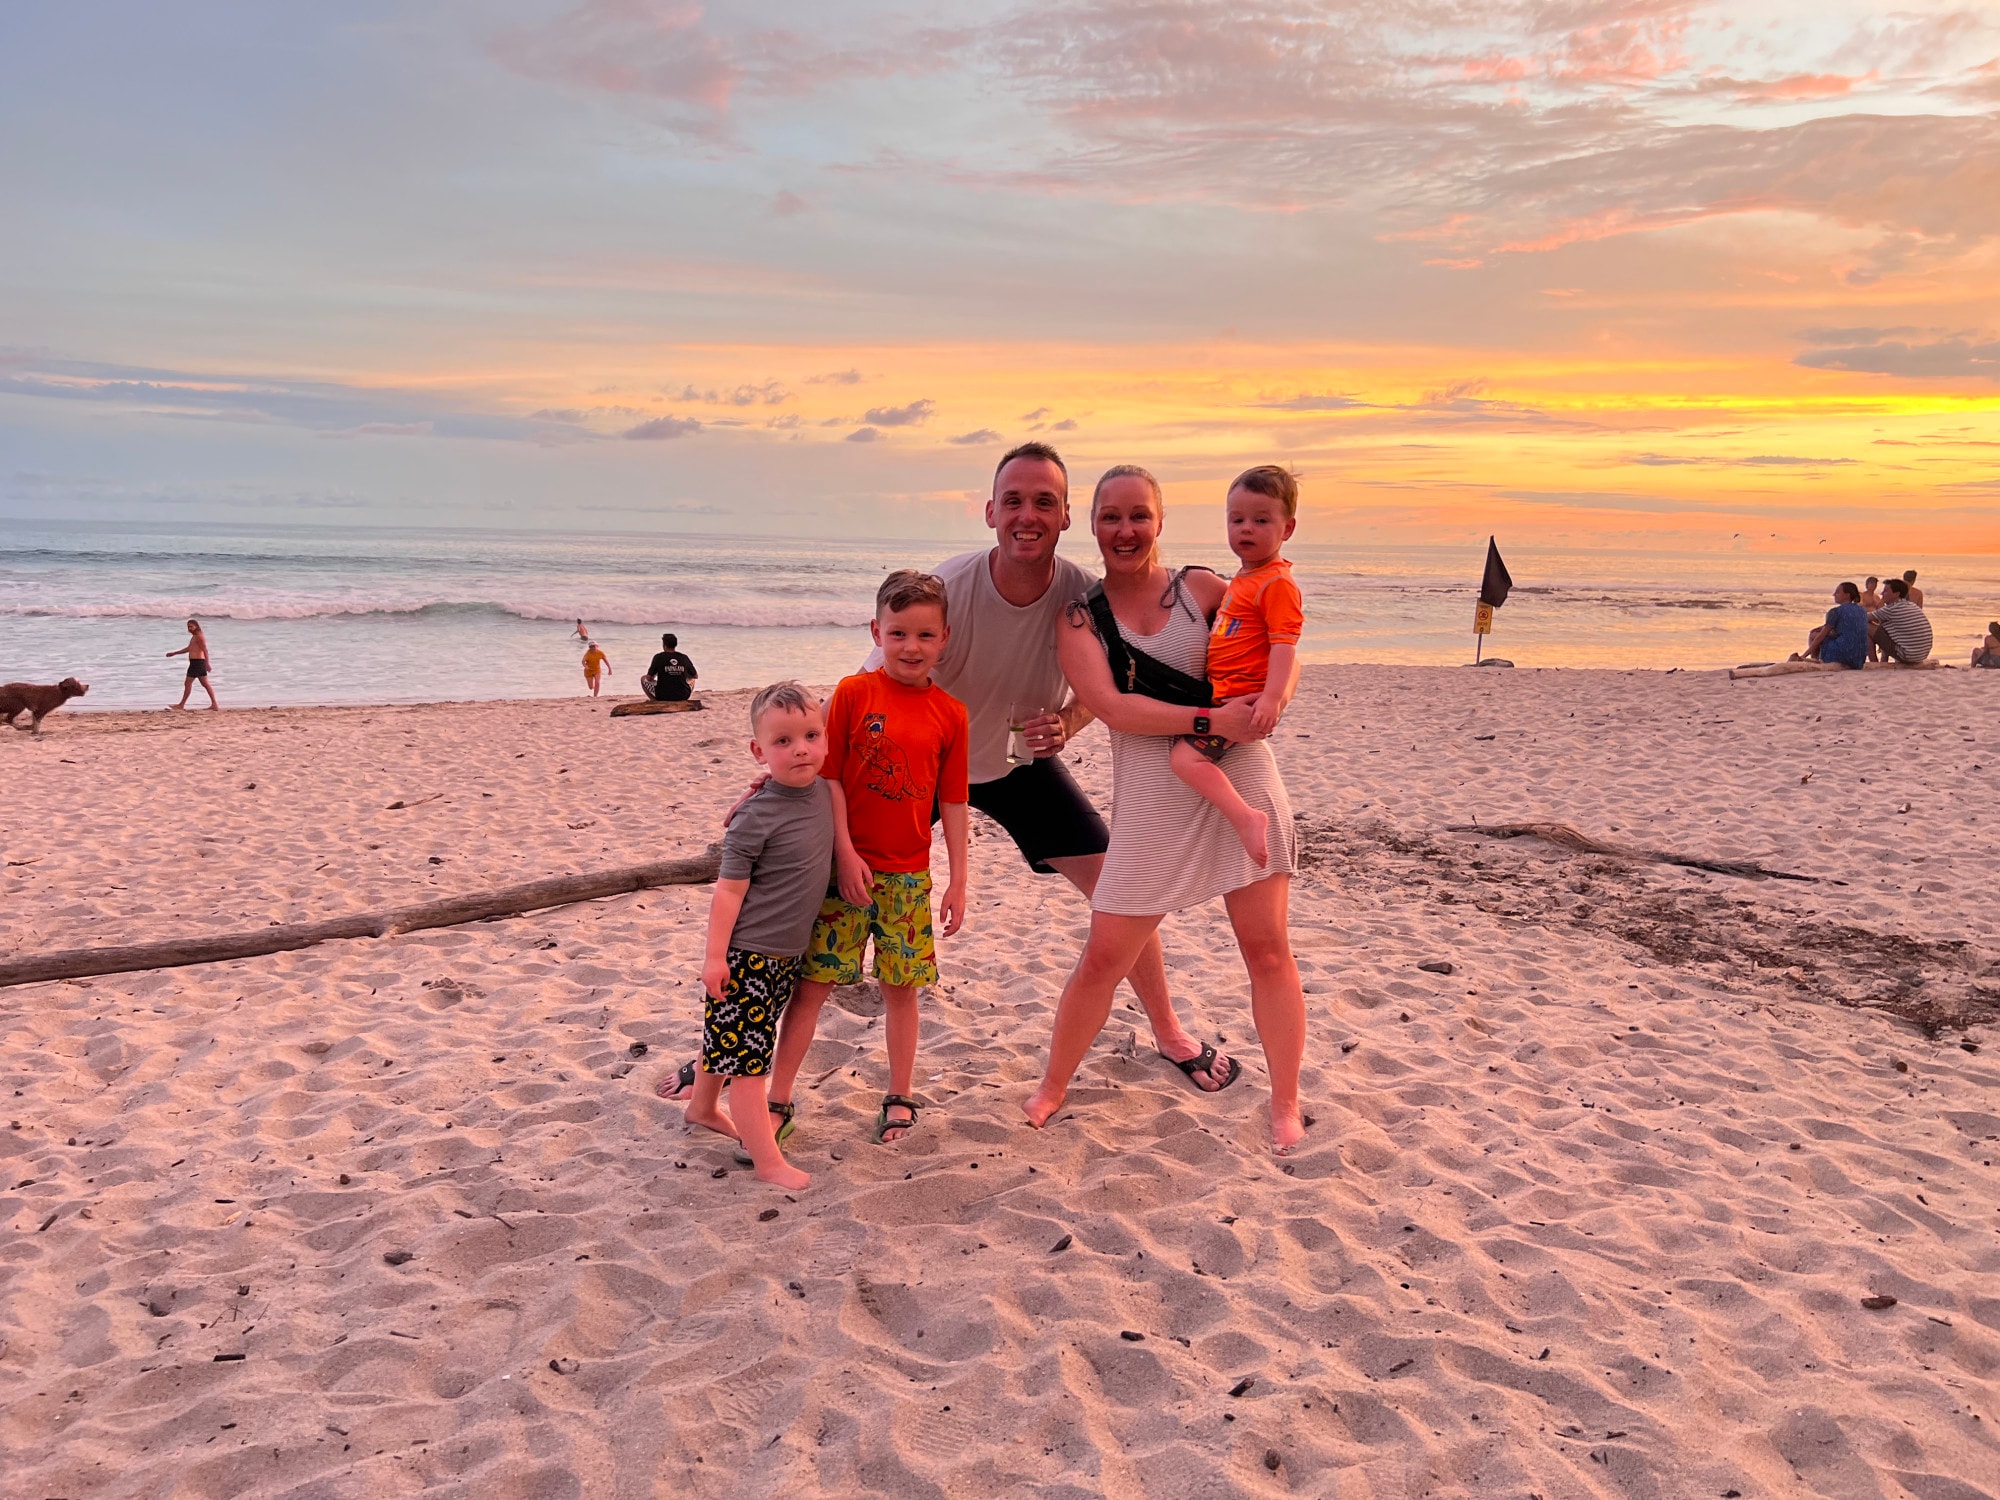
[1479,536,1513,609]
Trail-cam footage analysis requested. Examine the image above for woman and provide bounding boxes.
[1973,621,2000,669]
[168,618,218,710]
[1023,466,1308,1153]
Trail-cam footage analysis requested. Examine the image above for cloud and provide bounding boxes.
[669,380,791,406]
[1256,393,1368,411]
[1019,406,1050,421]
[949,428,1001,445]
[1794,333,2000,381]
[771,190,811,217]
[320,422,433,439]
[1629,453,1859,467]
[529,408,590,423]
[806,369,863,385]
[862,398,935,427]
[845,426,882,442]
[623,415,704,439]
[1048,417,1077,431]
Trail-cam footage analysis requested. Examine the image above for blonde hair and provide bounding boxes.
[1090,463,1163,517]
[1229,464,1299,519]
[750,680,818,731]
[876,568,949,621]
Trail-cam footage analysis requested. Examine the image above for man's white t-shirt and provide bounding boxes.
[868,548,1096,786]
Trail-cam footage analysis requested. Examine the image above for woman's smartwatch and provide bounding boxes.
[1192,714,1211,735]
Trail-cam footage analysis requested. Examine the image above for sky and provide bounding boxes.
[2,0,1997,551]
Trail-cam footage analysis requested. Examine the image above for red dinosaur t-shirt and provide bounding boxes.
[821,669,970,873]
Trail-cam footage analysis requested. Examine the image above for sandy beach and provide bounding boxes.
[4,664,1997,1498]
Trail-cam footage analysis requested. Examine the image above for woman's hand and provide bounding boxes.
[1211,697,1268,742]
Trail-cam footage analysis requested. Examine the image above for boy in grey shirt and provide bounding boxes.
[673,681,834,1189]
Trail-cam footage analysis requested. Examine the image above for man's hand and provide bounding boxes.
[702,954,730,1002]
[722,773,771,828]
[1024,710,1068,758]
[836,848,874,908]
[939,878,967,937]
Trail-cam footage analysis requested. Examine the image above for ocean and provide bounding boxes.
[2,519,1994,710]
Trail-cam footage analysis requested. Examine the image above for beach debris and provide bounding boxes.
[1418,960,1455,976]
[627,1041,648,1056]
[758,1208,779,1222]
[0,844,724,990]
[428,856,444,865]
[1049,1234,1073,1253]
[1800,768,1815,785]
[711,1168,727,1179]
[37,1211,57,1232]
[337,1173,351,1185]
[1229,1377,1255,1397]
[549,1357,580,1375]
[1861,1295,1898,1310]
[1264,1451,1281,1471]
[1446,822,1814,882]
[213,1353,246,1362]
[385,793,443,810]
[1120,1330,1144,1341]
[382,1250,414,1266]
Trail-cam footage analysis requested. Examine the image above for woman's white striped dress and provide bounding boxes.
[1090,575,1297,917]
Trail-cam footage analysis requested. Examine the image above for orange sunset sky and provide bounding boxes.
[3,1,1997,551]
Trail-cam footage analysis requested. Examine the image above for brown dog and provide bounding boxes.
[0,677,90,732]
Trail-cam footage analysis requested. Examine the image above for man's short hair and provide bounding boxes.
[1836,581,1860,602]
[876,568,949,621]
[994,442,1066,488]
[750,680,817,731]
[1885,577,1910,599]
[1865,576,1878,587]
[661,633,677,648]
[1903,569,1918,583]
[1229,464,1299,519]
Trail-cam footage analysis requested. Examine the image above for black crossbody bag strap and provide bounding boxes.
[1084,583,1214,707]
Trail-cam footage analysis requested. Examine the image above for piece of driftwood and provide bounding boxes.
[611,699,705,718]
[1731,658,1943,680]
[0,844,722,990]
[1445,822,1814,882]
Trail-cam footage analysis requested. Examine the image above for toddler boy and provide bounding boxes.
[1169,464,1304,864]
[766,570,970,1145]
[678,681,835,1189]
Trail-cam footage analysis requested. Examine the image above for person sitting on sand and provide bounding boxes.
[1024,465,1305,1154]
[581,639,611,696]
[670,682,835,1190]
[1902,569,1924,608]
[1168,465,1303,866]
[1870,578,1933,666]
[168,618,218,710]
[1791,582,1868,670]
[643,634,699,702]
[1972,622,2000,669]
[1860,577,1882,610]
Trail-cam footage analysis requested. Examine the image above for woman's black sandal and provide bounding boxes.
[1161,1043,1241,1093]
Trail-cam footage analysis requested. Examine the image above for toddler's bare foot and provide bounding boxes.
[1271,1106,1308,1156]
[684,1102,740,1141]
[755,1161,810,1190]
[1231,808,1269,867]
[1022,1084,1066,1129]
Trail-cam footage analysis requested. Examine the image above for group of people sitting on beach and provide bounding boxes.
[1793,570,1935,670]
[655,443,1310,1187]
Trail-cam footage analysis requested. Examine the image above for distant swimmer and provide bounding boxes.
[582,639,611,697]
[168,618,218,710]
[572,619,589,641]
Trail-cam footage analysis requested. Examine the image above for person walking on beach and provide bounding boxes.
[884,441,1245,1095]
[581,639,611,696]
[1024,465,1306,1153]
[168,619,217,710]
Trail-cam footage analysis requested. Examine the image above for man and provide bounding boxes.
[644,633,699,702]
[1870,577,1933,665]
[902,442,1240,1092]
[1902,569,1924,608]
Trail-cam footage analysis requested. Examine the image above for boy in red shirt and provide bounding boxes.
[765,570,970,1145]
[1170,465,1304,864]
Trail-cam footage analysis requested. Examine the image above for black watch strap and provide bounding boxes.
[1192,714,1211,735]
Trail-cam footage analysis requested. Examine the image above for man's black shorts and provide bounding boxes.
[943,757,1109,875]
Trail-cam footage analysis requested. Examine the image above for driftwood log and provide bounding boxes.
[1445,822,1814,882]
[0,843,722,991]
[610,699,705,717]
